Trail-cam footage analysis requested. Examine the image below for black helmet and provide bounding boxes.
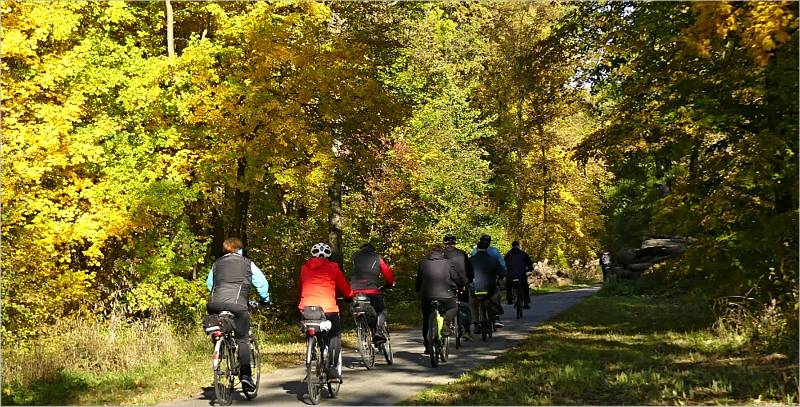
[479,234,491,243]
[443,234,456,245]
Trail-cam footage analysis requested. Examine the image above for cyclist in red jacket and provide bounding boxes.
[298,243,354,382]
[349,243,395,343]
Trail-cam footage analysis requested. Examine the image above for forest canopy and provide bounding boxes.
[2,0,797,339]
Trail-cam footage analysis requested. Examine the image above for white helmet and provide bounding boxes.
[310,243,332,259]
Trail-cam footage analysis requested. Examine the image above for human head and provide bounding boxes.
[443,234,456,246]
[311,242,332,259]
[512,241,520,248]
[480,234,491,244]
[477,240,490,250]
[360,242,375,251]
[223,237,244,254]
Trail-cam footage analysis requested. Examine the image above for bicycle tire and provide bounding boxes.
[243,335,260,399]
[479,303,488,342]
[515,284,523,319]
[427,310,439,367]
[213,337,233,406]
[441,330,450,362]
[356,317,375,369]
[306,336,322,405]
[381,324,393,365]
[454,307,461,349]
[327,350,341,398]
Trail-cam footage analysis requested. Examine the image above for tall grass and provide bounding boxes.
[2,315,208,405]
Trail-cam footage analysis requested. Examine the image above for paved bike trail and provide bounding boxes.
[167,286,599,406]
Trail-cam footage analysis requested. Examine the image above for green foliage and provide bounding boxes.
[575,1,798,313]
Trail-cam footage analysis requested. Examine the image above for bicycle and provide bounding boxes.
[472,290,493,342]
[205,302,264,406]
[426,299,450,368]
[510,277,526,319]
[300,305,340,405]
[351,293,376,369]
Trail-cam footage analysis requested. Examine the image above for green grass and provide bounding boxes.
[404,280,799,405]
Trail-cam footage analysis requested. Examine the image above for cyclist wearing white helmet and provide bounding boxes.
[298,242,354,382]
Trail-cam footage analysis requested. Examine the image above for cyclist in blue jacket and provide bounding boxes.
[471,235,507,328]
[206,237,270,391]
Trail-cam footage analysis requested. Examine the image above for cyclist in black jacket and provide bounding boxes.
[504,241,533,308]
[416,245,467,354]
[442,234,473,339]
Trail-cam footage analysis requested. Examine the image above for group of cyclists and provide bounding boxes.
[205,233,534,398]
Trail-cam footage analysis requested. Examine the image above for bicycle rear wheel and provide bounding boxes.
[213,338,234,406]
[515,286,523,319]
[427,311,439,367]
[306,336,322,405]
[479,303,488,342]
[356,317,375,369]
[243,336,260,399]
[454,308,461,349]
[327,350,341,398]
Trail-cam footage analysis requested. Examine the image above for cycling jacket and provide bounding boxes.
[470,250,505,292]
[416,249,466,300]
[206,253,270,305]
[298,257,354,313]
[443,245,473,288]
[349,245,395,294]
[504,247,533,280]
[471,245,507,271]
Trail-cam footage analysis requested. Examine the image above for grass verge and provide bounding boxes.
[2,296,420,406]
[404,279,799,405]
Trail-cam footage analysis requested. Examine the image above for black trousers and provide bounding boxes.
[421,297,457,351]
[324,312,342,368]
[207,302,252,377]
[506,277,530,305]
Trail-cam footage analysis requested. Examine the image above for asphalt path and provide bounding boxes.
[167,286,599,406]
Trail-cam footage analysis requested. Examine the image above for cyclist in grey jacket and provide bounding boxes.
[206,237,270,391]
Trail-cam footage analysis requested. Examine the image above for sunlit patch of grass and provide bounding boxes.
[403,292,798,406]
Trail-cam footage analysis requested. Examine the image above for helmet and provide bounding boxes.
[480,234,491,243]
[443,234,457,245]
[310,243,332,259]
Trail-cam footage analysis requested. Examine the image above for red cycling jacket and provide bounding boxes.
[298,257,354,313]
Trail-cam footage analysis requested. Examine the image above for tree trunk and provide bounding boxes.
[232,158,250,254]
[515,86,525,232]
[165,0,175,57]
[328,171,343,268]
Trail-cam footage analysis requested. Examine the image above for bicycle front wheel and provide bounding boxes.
[441,328,450,363]
[243,335,260,399]
[213,338,234,406]
[356,317,375,369]
[381,323,393,365]
[306,336,322,405]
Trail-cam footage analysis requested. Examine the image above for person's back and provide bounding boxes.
[443,242,473,289]
[504,243,533,281]
[417,248,463,299]
[471,250,502,292]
